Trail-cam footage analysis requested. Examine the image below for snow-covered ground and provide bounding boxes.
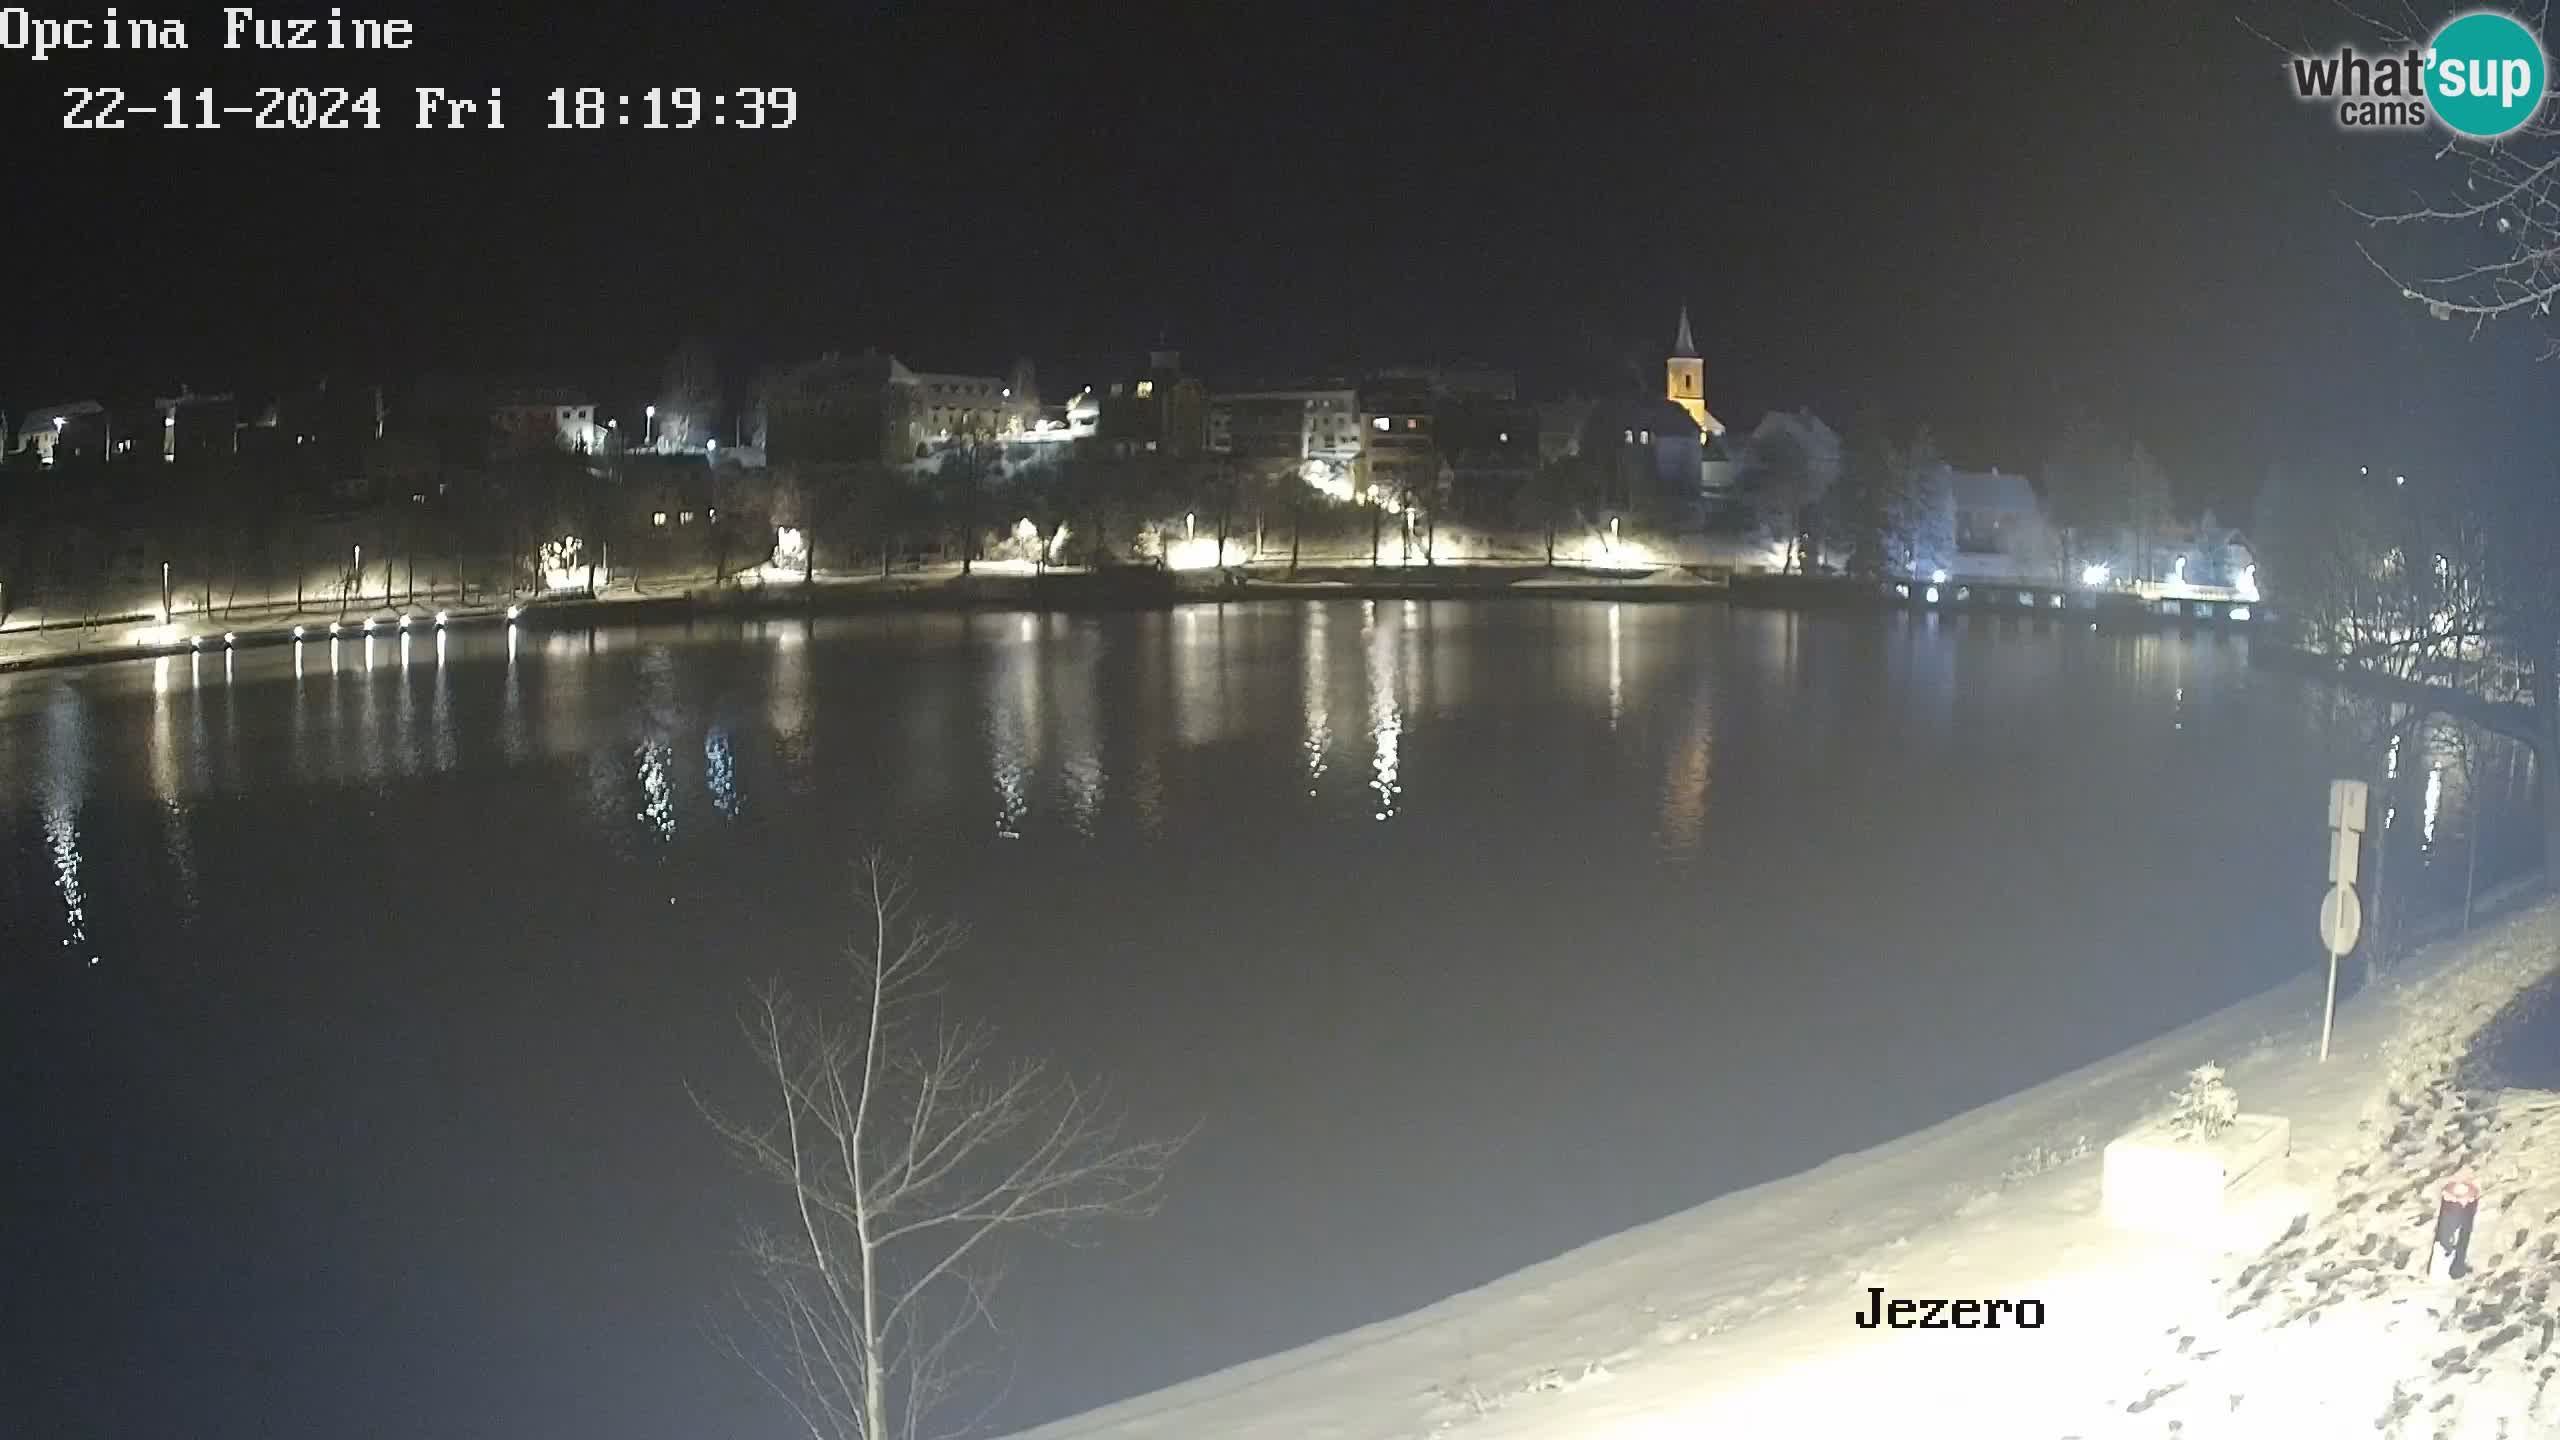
[1002,896,2560,1440]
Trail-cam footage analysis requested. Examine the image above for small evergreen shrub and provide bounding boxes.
[2167,1063,2240,1141]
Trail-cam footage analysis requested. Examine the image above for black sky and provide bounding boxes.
[12,0,2557,510]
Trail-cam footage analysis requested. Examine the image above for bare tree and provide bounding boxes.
[2364,70,2560,338]
[659,339,723,451]
[699,854,1187,1440]
[2257,462,2560,868]
[2262,2,2560,345]
[1737,410,1841,573]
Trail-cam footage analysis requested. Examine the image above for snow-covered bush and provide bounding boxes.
[2167,1063,2240,1141]
[2001,1133,2092,1182]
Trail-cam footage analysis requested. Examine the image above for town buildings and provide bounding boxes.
[491,387,606,455]
[0,302,2260,586]
[1096,347,1209,458]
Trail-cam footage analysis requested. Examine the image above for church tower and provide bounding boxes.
[1666,304,1717,436]
[1658,302,1720,438]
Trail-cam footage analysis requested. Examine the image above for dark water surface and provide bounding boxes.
[0,602,2528,1438]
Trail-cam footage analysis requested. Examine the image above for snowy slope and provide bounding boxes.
[1001,898,2560,1440]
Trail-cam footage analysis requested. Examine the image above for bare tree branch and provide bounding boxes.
[2322,0,2560,345]
[697,849,1189,1440]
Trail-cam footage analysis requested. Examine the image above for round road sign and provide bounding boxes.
[2320,882,2363,955]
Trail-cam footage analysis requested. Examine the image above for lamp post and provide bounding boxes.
[646,404,657,449]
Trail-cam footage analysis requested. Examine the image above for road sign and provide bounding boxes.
[2320,882,2363,955]
[2330,779,2370,833]
[2328,827,2361,885]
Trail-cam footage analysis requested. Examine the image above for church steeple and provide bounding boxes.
[1667,303,1716,435]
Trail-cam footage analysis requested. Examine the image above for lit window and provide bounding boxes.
[1499,431,1509,443]
[1641,430,1651,443]
[653,512,668,527]
[1373,416,1390,432]
[1136,380,1155,399]
[707,508,717,520]
[680,510,695,524]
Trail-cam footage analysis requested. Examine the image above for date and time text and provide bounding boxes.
[5,6,797,131]
[61,85,798,130]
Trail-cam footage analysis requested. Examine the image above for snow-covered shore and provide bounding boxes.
[1002,894,2560,1440]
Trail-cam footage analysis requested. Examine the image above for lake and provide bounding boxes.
[0,600,2530,1438]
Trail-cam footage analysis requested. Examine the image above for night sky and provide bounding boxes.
[11,0,2556,510]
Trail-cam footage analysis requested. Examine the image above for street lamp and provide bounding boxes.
[645,404,657,448]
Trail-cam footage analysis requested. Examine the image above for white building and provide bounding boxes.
[911,359,1040,442]
[493,391,605,454]
[1208,388,1364,468]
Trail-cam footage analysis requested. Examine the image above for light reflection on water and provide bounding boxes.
[1607,602,1623,729]
[637,740,675,842]
[988,617,1039,839]
[706,729,739,818]
[1302,604,1330,797]
[1053,617,1103,837]
[0,604,2541,969]
[38,693,91,957]
[2,602,2555,1440]
[1365,601,1401,821]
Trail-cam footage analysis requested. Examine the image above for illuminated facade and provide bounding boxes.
[155,389,240,463]
[754,350,920,464]
[1357,375,1438,506]
[11,401,123,467]
[1097,347,1209,457]
[492,389,605,454]
[1666,304,1722,438]
[1208,388,1363,468]
[913,359,1039,442]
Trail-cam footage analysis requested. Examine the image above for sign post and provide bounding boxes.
[2319,780,2369,1062]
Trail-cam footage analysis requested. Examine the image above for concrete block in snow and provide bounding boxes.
[2101,1113,2291,1233]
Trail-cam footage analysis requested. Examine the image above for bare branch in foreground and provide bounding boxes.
[697,849,1190,1440]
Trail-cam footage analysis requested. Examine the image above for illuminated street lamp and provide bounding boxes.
[645,404,657,448]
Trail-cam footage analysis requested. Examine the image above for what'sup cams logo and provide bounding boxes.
[2289,10,2548,135]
